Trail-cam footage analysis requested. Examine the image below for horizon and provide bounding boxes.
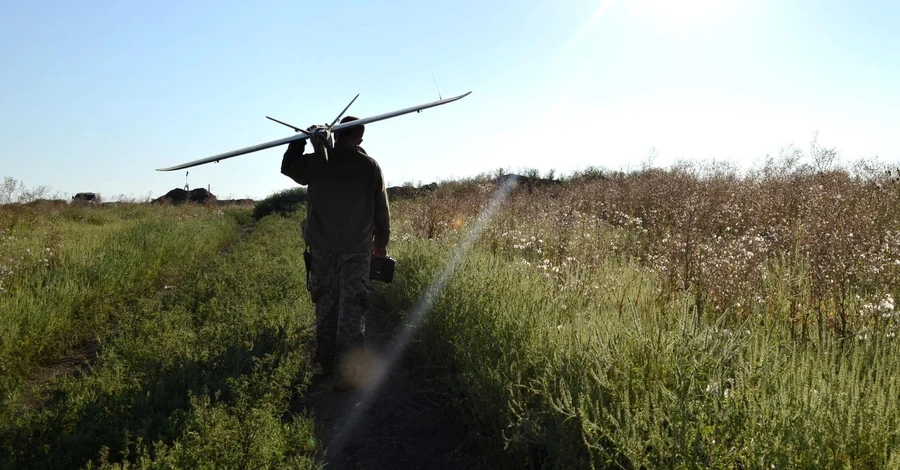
[5,143,893,203]
[2,0,899,201]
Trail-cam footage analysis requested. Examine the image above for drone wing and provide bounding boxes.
[331,91,471,132]
[156,133,310,171]
[156,91,471,172]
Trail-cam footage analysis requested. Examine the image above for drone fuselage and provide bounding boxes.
[306,125,333,162]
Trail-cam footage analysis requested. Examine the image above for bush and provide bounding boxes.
[223,207,255,227]
[252,188,308,221]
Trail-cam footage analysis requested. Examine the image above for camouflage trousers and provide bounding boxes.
[307,247,372,374]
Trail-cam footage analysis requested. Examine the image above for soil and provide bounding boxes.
[22,339,101,408]
[292,302,487,470]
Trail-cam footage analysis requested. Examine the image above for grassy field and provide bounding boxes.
[3,152,900,468]
[1,201,319,468]
[377,156,900,469]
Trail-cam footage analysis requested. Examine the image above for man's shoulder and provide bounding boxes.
[355,146,374,161]
[353,147,382,171]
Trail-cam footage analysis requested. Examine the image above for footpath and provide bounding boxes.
[292,298,486,469]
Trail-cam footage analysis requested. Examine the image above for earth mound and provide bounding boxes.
[153,188,218,205]
[386,182,438,200]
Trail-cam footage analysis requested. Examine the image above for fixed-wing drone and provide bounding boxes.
[156,91,472,171]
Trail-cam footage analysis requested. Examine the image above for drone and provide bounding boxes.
[156,91,472,171]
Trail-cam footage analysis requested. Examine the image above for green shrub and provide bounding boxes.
[252,188,307,221]
[380,240,900,469]
[223,206,255,227]
[0,212,317,469]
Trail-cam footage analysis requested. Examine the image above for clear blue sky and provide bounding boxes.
[1,0,898,200]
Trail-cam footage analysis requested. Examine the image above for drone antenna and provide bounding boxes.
[266,116,308,135]
[431,72,442,100]
[329,94,360,128]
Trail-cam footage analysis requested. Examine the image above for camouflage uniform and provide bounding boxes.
[307,247,372,374]
[280,134,390,378]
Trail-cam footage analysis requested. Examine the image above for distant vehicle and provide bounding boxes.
[72,192,101,205]
[156,91,471,171]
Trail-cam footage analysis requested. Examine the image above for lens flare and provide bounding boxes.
[325,175,520,458]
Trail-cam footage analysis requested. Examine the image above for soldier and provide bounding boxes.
[281,116,391,389]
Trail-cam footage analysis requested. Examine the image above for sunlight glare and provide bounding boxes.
[629,0,740,23]
[325,176,520,460]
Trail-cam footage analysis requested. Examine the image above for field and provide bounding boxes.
[3,151,900,469]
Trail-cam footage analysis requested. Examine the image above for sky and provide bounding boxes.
[1,0,898,201]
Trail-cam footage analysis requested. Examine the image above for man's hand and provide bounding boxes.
[286,139,306,154]
[281,139,309,182]
[372,246,387,258]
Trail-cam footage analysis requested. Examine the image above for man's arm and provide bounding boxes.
[281,140,310,185]
[373,163,391,256]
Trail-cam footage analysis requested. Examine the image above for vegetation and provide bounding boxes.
[3,140,900,468]
[376,149,900,468]
[1,202,318,468]
[252,187,308,221]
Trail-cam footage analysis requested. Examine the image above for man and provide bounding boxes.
[280,116,391,387]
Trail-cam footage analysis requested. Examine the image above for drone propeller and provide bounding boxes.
[265,116,308,135]
[329,93,360,129]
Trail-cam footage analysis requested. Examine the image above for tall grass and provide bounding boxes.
[1,204,319,468]
[376,153,900,468]
[4,148,899,467]
[379,239,900,468]
[0,203,236,405]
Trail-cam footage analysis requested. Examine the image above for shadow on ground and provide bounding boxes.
[293,301,487,470]
[2,326,301,469]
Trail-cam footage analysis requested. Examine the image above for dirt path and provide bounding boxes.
[293,301,486,469]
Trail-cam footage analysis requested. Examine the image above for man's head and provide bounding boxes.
[335,116,364,146]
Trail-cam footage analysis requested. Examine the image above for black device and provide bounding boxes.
[370,256,395,283]
[303,249,312,291]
